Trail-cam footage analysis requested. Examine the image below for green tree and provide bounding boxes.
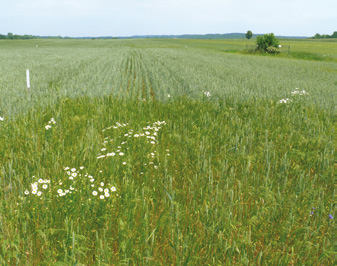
[330,31,337,38]
[246,30,253,40]
[256,33,280,53]
[314,33,321,39]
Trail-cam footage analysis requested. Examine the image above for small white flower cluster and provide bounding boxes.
[98,121,167,171]
[277,98,292,104]
[0,116,4,121]
[102,122,128,132]
[203,91,211,97]
[45,118,56,130]
[277,88,309,104]
[92,182,116,200]
[58,166,117,198]
[291,88,309,96]
[24,166,117,200]
[24,177,51,196]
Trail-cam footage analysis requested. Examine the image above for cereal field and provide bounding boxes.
[0,38,335,265]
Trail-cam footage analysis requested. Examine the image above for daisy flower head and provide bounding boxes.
[92,191,98,196]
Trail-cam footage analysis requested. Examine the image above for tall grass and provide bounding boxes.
[0,39,335,265]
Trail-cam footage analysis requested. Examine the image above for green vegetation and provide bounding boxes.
[0,32,35,40]
[312,31,337,39]
[0,39,335,265]
[246,30,253,40]
[256,33,280,53]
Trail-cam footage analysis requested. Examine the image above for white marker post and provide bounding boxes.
[26,69,30,93]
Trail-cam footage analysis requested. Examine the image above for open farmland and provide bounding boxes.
[0,39,335,265]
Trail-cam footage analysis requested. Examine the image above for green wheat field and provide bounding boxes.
[0,38,335,265]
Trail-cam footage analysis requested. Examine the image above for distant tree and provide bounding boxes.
[256,33,280,53]
[313,33,321,39]
[7,32,13,39]
[246,30,253,40]
[330,31,337,38]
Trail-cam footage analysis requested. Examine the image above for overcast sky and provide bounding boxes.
[1,0,336,37]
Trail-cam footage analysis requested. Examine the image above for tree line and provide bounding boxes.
[0,32,74,40]
[0,32,35,39]
[312,31,337,39]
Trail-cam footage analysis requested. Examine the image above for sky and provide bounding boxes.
[1,0,336,37]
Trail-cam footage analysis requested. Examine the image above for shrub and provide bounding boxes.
[256,33,280,53]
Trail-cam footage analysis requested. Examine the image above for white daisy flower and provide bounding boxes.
[42,184,48,189]
[92,191,98,196]
[37,191,42,196]
[99,195,105,199]
[110,186,116,192]
[24,190,29,195]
